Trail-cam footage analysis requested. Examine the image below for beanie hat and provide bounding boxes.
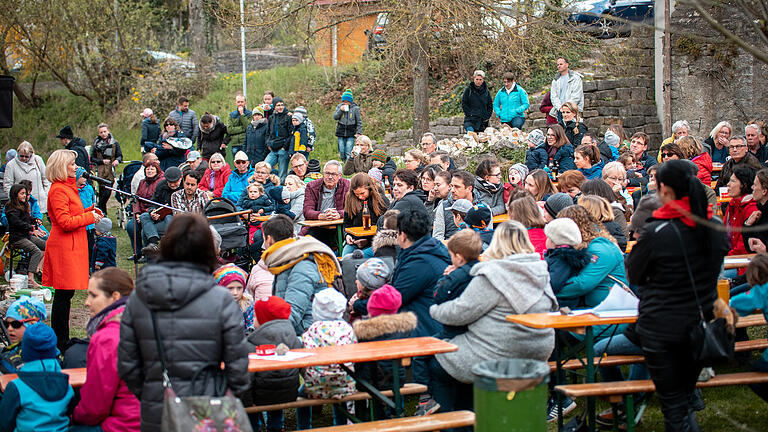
[544,218,582,247]
[527,129,545,148]
[6,149,17,161]
[253,296,291,325]
[368,167,382,182]
[371,149,387,164]
[544,193,575,218]
[21,323,59,362]
[367,284,402,317]
[272,96,284,106]
[210,226,222,251]
[94,217,112,234]
[253,106,265,117]
[292,112,304,123]
[604,131,620,147]
[630,194,662,233]
[294,106,308,116]
[6,295,47,322]
[356,258,392,291]
[312,288,346,321]
[213,263,248,288]
[464,203,492,230]
[76,167,87,180]
[341,90,354,103]
[56,125,74,140]
[141,108,154,118]
[509,163,529,181]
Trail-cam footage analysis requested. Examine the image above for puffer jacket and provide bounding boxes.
[552,144,576,171]
[691,152,713,185]
[244,120,268,163]
[473,178,506,216]
[267,110,293,151]
[525,143,548,171]
[90,135,123,181]
[167,108,199,143]
[155,131,187,172]
[199,164,232,198]
[493,84,530,122]
[333,103,363,138]
[198,116,229,160]
[117,261,250,432]
[579,162,604,180]
[222,166,254,204]
[227,107,252,150]
[245,319,303,405]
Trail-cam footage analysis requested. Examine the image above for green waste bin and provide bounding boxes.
[472,358,549,432]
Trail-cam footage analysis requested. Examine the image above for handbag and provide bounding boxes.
[149,309,253,432]
[669,222,734,365]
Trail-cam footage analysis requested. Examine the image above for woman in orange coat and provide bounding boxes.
[43,149,102,349]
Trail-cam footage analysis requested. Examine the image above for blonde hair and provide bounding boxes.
[355,135,373,151]
[709,121,732,140]
[484,220,535,260]
[507,196,546,228]
[247,183,265,195]
[405,149,429,165]
[578,195,615,222]
[602,161,627,181]
[284,174,305,189]
[209,153,226,164]
[250,161,279,185]
[676,136,702,158]
[46,150,77,182]
[562,102,580,122]
[17,141,34,155]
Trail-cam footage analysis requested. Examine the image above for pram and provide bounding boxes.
[204,197,252,271]
[115,161,144,229]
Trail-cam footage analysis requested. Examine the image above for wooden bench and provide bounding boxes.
[308,410,476,431]
[736,313,767,328]
[244,383,427,412]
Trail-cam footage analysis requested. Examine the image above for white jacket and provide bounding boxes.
[3,155,50,212]
[550,70,584,115]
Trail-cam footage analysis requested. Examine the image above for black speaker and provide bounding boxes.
[0,75,14,129]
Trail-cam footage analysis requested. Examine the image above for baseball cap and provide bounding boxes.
[186,150,201,162]
[464,203,492,230]
[448,199,473,214]
[234,151,249,162]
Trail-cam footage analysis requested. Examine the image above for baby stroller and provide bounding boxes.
[115,161,144,229]
[204,197,251,271]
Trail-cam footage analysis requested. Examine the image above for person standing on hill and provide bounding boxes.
[91,123,123,215]
[266,97,293,180]
[549,57,584,123]
[56,126,90,170]
[333,89,363,162]
[227,93,251,159]
[167,96,198,145]
[461,70,493,133]
[493,72,530,129]
[140,108,161,154]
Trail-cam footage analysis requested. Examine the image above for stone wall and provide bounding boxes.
[213,48,301,74]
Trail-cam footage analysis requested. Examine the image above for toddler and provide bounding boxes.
[434,229,483,339]
[214,263,254,331]
[293,106,315,152]
[451,201,493,248]
[291,113,310,158]
[543,218,590,309]
[92,217,117,272]
[372,209,400,257]
[348,258,392,321]
[503,163,529,203]
[239,183,275,215]
[369,150,388,187]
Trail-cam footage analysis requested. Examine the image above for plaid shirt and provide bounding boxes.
[170,188,208,215]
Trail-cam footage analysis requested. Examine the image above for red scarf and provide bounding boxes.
[651,197,712,227]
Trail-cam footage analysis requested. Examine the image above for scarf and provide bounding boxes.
[652,197,712,227]
[262,236,342,287]
[85,297,127,337]
[476,177,500,194]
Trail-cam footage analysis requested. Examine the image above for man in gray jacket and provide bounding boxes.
[549,57,584,122]
[167,96,199,144]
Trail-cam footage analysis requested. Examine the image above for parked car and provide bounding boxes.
[566,0,654,38]
[365,13,389,54]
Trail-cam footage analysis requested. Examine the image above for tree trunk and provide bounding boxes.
[410,3,431,144]
[189,0,211,74]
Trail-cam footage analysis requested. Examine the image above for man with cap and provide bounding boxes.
[543,192,575,222]
[227,93,252,159]
[0,296,47,374]
[180,149,208,177]
[333,89,363,162]
[170,170,207,215]
[0,322,74,432]
[266,97,293,180]
[244,106,269,164]
[461,70,493,133]
[56,125,90,170]
[222,151,255,203]
[140,166,183,256]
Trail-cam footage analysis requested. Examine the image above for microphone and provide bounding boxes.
[81,171,113,186]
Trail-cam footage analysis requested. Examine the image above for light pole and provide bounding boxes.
[239,0,247,99]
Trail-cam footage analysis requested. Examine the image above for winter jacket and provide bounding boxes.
[246,319,303,405]
[552,144,577,171]
[752,143,768,166]
[290,122,309,154]
[434,260,479,339]
[579,162,604,180]
[78,183,96,230]
[342,153,373,176]
[199,164,232,198]
[0,358,74,432]
[493,84,530,122]
[389,190,429,220]
[430,253,557,383]
[90,135,123,181]
[731,282,768,362]
[117,261,251,432]
[73,306,140,432]
[539,91,558,125]
[545,246,591,299]
[473,178,506,216]
[134,171,164,214]
[301,320,357,399]
[141,118,161,152]
[549,70,584,114]
[372,228,400,258]
[333,103,363,138]
[559,236,627,307]
[239,194,274,215]
[244,120,269,163]
[285,188,306,231]
[147,179,183,211]
[5,206,35,243]
[167,108,199,144]
[461,81,493,124]
[198,116,229,160]
[246,259,274,300]
[3,155,50,212]
[352,312,417,390]
[725,194,758,256]
[266,110,293,152]
[691,152,713,185]
[43,178,95,291]
[716,152,763,191]
[527,227,548,257]
[381,158,397,183]
[299,177,351,235]
[598,141,617,165]
[603,220,628,252]
[93,234,117,269]
[266,186,294,218]
[560,119,588,147]
[66,137,91,170]
[0,342,22,374]
[222,166,254,204]
[628,217,730,342]
[525,143,549,171]
[155,131,188,172]
[227,107,252,150]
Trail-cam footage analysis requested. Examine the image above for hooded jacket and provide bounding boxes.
[545,246,591,298]
[461,81,493,122]
[141,117,161,151]
[552,144,576,171]
[560,119,588,147]
[372,228,399,258]
[333,103,363,138]
[90,135,123,181]
[559,236,627,307]
[525,143,549,171]
[245,319,303,405]
[3,155,50,212]
[198,116,229,159]
[579,162,604,180]
[352,312,417,390]
[389,190,429,220]
[117,262,250,432]
[267,110,293,151]
[284,188,306,229]
[429,253,557,383]
[291,121,309,154]
[155,131,187,172]
[199,163,232,198]
[227,107,252,150]
[244,119,268,163]
[222,166,254,204]
[66,137,91,171]
[493,84,530,122]
[691,151,713,185]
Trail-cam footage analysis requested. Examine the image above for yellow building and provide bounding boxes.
[314,0,379,66]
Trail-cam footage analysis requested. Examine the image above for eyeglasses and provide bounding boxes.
[662,152,678,158]
[292,163,306,169]
[323,171,341,177]
[164,124,174,127]
[17,154,30,160]
[210,160,223,164]
[4,319,31,329]
[488,172,502,178]
[235,160,248,164]
[254,171,269,175]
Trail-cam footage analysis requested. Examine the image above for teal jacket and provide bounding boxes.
[222,166,254,204]
[559,236,627,307]
[731,282,768,361]
[493,84,530,122]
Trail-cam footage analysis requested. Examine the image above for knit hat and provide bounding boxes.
[164,166,182,182]
[6,149,17,161]
[604,131,620,147]
[448,199,473,214]
[210,226,222,251]
[94,217,112,234]
[341,90,354,103]
[21,323,59,362]
[253,296,291,325]
[464,203,492,229]
[213,263,248,288]
[186,150,201,162]
[527,129,545,148]
[292,112,304,123]
[368,167,382,182]
[6,295,47,322]
[509,163,529,181]
[371,149,387,164]
[253,106,265,117]
[356,258,392,291]
[272,96,284,106]
[544,193,575,218]
[544,218,582,247]
[76,167,87,180]
[630,194,662,233]
[294,106,308,116]
[56,125,74,140]
[367,284,402,317]
[141,108,154,118]
[312,288,346,321]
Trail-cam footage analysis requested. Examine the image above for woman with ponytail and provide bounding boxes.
[627,159,730,431]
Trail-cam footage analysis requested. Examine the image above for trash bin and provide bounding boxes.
[471,358,550,432]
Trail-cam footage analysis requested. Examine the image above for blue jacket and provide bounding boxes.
[238,194,274,214]
[93,233,117,269]
[78,183,96,230]
[0,358,74,432]
[559,236,627,307]
[553,144,576,171]
[579,162,604,180]
[140,118,161,151]
[244,121,268,163]
[267,186,295,219]
[493,84,530,122]
[525,143,548,171]
[222,166,254,204]
[545,246,591,308]
[434,260,478,339]
[273,257,328,335]
[731,282,768,361]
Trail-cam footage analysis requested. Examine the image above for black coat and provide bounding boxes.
[245,319,302,405]
[244,121,268,163]
[267,111,293,152]
[148,179,182,210]
[461,82,493,122]
[5,206,34,242]
[198,118,229,160]
[603,220,627,252]
[388,191,429,221]
[117,262,251,432]
[560,119,588,147]
[66,137,90,170]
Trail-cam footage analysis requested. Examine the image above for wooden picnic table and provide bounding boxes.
[1,367,87,391]
[713,163,723,172]
[345,226,377,237]
[492,213,507,225]
[299,218,344,251]
[724,253,756,270]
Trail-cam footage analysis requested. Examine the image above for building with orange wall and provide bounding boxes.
[314,0,379,66]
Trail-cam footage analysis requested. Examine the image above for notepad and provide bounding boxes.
[248,351,316,362]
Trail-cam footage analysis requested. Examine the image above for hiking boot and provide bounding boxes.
[547,396,577,422]
[141,243,160,261]
[414,397,441,416]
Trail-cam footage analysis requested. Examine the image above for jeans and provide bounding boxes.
[125,218,142,254]
[139,212,172,245]
[502,117,525,129]
[463,118,489,133]
[594,334,649,404]
[722,268,739,280]
[231,145,243,160]
[337,137,355,162]
[265,149,290,181]
[52,289,75,350]
[426,356,473,432]
[97,183,111,215]
[750,357,768,403]
[296,386,348,429]
[641,336,702,432]
[731,282,751,296]
[341,244,374,258]
[248,410,284,430]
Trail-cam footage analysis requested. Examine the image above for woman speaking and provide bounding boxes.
[44,149,102,349]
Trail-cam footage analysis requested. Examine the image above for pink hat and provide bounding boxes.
[367,284,402,317]
[141,108,153,118]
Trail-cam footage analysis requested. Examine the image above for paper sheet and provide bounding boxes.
[724,258,751,265]
[249,351,316,362]
[570,284,639,318]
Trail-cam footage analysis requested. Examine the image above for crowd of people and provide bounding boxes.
[1,56,768,432]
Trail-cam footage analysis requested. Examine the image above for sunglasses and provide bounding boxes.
[235,160,248,164]
[4,319,31,329]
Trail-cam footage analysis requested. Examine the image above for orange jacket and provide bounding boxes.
[43,178,95,291]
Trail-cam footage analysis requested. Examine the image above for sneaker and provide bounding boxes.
[547,396,577,422]
[596,402,647,430]
[414,398,441,416]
